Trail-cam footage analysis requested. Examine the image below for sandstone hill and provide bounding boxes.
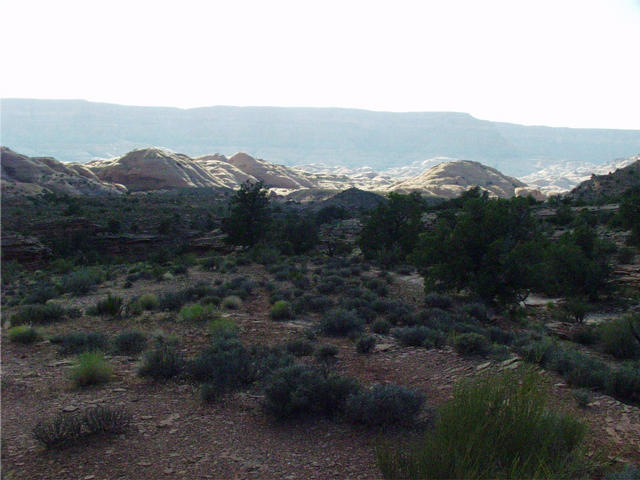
[85,148,231,191]
[1,147,126,197]
[1,146,534,201]
[567,156,640,202]
[387,160,526,198]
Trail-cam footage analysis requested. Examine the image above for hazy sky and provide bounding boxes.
[2,0,639,129]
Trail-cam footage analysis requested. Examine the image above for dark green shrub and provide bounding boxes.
[60,267,104,295]
[364,278,389,296]
[424,293,453,310]
[317,275,345,294]
[393,326,443,348]
[33,414,83,448]
[345,384,424,426]
[71,352,112,387]
[319,309,364,337]
[8,325,39,344]
[572,389,591,408]
[605,364,640,402]
[371,319,391,334]
[138,339,184,379]
[114,330,147,355]
[82,406,131,434]
[356,335,377,354]
[11,303,66,325]
[250,345,295,380]
[158,290,190,311]
[285,339,314,357]
[315,344,339,363]
[89,293,123,317]
[188,337,255,391]
[22,282,58,304]
[293,294,333,314]
[270,300,293,320]
[201,382,223,403]
[487,326,514,345]
[617,247,636,264]
[376,369,587,479]
[263,365,360,420]
[599,316,640,360]
[453,333,490,356]
[459,302,489,322]
[572,325,599,345]
[57,332,108,355]
[605,464,640,480]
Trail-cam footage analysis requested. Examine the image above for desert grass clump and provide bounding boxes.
[137,293,159,310]
[206,316,239,337]
[33,413,83,448]
[178,303,215,323]
[71,352,113,387]
[138,338,184,380]
[8,325,39,344]
[89,293,123,317]
[82,405,131,434]
[319,308,364,337]
[376,368,587,479]
[33,406,131,449]
[270,300,293,320]
[221,295,242,310]
[356,335,377,354]
[114,330,147,355]
[345,384,424,427]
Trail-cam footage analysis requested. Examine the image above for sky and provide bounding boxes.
[2,0,639,129]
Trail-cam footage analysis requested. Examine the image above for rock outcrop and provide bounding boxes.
[567,157,640,202]
[515,187,546,202]
[388,160,526,198]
